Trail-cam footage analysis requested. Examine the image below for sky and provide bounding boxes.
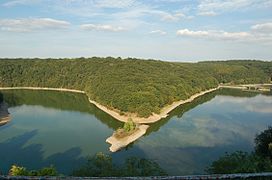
[0,0,271,61]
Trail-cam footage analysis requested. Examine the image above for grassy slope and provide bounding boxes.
[0,58,271,117]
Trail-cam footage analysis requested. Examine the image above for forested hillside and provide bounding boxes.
[0,58,271,117]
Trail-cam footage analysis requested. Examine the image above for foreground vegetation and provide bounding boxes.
[9,165,58,176]
[73,152,167,177]
[0,58,271,117]
[6,153,167,177]
[207,127,272,174]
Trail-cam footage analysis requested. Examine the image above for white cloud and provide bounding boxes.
[149,30,167,35]
[197,11,217,16]
[80,24,125,32]
[177,21,272,42]
[251,22,272,33]
[198,0,272,15]
[177,29,209,37]
[0,18,70,32]
[177,29,252,41]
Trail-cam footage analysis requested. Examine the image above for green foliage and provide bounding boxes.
[72,152,167,177]
[9,165,28,176]
[0,58,270,117]
[206,151,272,174]
[207,127,272,174]
[9,165,58,176]
[255,126,272,159]
[123,118,136,132]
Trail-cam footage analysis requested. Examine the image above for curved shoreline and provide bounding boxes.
[0,86,219,124]
[90,87,220,124]
[1,84,270,124]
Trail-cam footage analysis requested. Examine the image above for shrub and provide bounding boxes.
[9,165,58,176]
[123,118,136,132]
[9,165,28,176]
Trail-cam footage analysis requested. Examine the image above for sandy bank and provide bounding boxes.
[106,125,149,152]
[90,87,219,124]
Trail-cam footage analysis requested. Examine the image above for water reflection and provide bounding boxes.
[114,89,272,175]
[0,89,271,175]
[1,90,122,129]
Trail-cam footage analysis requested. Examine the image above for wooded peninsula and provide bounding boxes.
[0,58,271,118]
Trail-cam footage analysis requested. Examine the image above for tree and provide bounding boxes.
[206,151,272,174]
[123,118,136,132]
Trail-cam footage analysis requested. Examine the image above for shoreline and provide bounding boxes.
[0,84,270,124]
[1,84,270,152]
[0,87,85,94]
[90,87,220,124]
[0,86,219,124]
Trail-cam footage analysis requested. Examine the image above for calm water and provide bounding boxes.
[0,89,271,175]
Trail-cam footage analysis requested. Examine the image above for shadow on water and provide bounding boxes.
[0,90,122,130]
[0,130,86,175]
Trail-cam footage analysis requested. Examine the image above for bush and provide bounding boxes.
[9,165,28,176]
[9,165,58,176]
[123,118,136,132]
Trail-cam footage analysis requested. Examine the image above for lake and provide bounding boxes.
[0,89,271,175]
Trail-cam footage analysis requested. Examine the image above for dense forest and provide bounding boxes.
[0,58,271,117]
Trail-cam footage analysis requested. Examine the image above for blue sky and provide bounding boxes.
[0,0,271,61]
